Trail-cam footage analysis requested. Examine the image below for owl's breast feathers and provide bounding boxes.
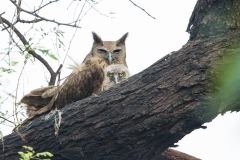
[21,58,107,118]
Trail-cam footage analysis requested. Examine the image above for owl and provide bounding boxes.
[102,64,130,91]
[83,32,128,67]
[21,32,129,118]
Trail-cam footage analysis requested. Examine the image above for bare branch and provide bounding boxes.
[129,0,156,19]
[9,0,81,28]
[13,58,28,124]
[16,0,22,21]
[86,0,114,18]
[0,107,25,126]
[49,64,63,86]
[33,0,60,13]
[0,115,15,124]
[17,18,43,24]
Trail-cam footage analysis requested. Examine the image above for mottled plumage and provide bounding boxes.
[21,32,129,118]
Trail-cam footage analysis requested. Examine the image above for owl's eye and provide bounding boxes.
[119,72,125,77]
[108,73,113,77]
[113,49,121,53]
[98,49,107,53]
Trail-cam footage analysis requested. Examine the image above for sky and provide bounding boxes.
[0,0,240,159]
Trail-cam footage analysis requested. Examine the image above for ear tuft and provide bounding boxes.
[117,32,128,45]
[92,32,103,45]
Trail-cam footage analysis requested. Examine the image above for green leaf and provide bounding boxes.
[0,112,4,116]
[0,67,15,74]
[11,61,19,66]
[27,151,33,157]
[39,49,49,54]
[18,151,26,158]
[49,54,58,60]
[44,152,53,157]
[23,145,33,152]
[19,51,25,55]
[58,38,64,46]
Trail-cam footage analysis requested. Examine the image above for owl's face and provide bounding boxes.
[91,32,128,65]
[103,64,130,91]
[106,70,128,84]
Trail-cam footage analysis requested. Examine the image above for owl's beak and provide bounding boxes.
[108,52,112,64]
[114,74,119,84]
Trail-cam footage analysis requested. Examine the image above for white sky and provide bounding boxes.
[0,0,240,159]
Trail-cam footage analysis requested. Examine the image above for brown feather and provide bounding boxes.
[31,58,107,117]
[21,86,55,108]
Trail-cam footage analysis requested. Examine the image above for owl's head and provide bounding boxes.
[104,64,130,86]
[91,32,128,66]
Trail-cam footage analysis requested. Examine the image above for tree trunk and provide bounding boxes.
[1,0,240,159]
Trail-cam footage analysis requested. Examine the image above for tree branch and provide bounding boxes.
[129,0,156,19]
[16,18,43,24]
[0,16,56,83]
[0,115,14,124]
[33,0,60,13]
[86,0,114,18]
[9,0,81,28]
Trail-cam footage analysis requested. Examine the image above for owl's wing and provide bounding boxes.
[21,86,56,117]
[21,85,55,108]
[31,58,107,117]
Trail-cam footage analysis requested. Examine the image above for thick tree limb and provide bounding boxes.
[1,29,240,159]
[1,0,240,159]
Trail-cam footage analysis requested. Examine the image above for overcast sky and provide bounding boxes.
[0,0,240,159]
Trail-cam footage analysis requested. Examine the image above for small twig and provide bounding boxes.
[0,107,25,125]
[56,64,63,74]
[72,0,81,24]
[34,0,60,13]
[16,0,22,21]
[129,0,156,19]
[79,0,103,22]
[86,0,114,18]
[0,91,15,106]
[0,115,15,124]
[0,12,5,16]
[14,58,28,124]
[9,0,81,28]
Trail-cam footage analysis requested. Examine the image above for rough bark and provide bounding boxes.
[1,0,240,159]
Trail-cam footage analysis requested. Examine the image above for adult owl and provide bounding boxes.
[83,32,128,67]
[21,32,129,118]
[102,64,130,91]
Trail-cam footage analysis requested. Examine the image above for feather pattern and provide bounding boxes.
[31,58,107,117]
